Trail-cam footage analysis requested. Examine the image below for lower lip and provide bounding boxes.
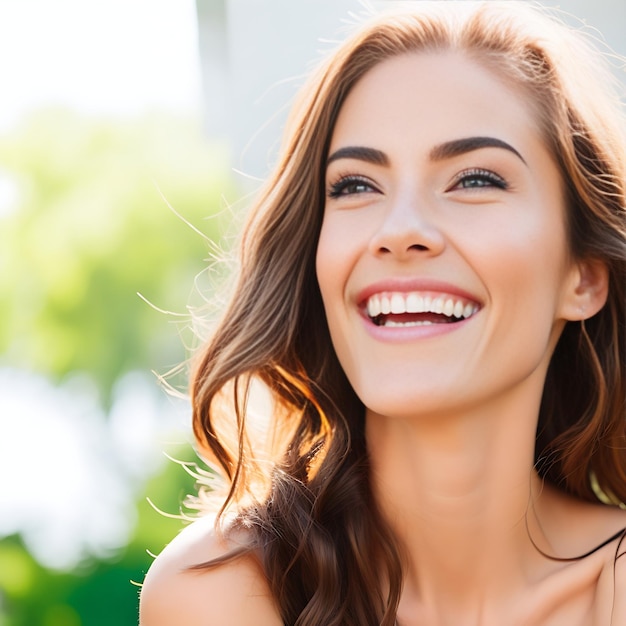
[360,314,475,342]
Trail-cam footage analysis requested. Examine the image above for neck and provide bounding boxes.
[366,380,551,615]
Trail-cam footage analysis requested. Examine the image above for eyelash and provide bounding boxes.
[327,174,377,198]
[327,168,508,198]
[450,168,508,190]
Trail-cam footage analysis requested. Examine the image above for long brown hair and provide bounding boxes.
[189,3,626,624]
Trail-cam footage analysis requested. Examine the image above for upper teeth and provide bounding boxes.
[366,292,478,319]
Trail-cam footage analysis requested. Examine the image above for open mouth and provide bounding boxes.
[365,292,480,327]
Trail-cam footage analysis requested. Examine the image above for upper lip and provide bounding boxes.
[355,278,482,314]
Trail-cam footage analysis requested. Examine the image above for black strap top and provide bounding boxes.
[533,526,626,563]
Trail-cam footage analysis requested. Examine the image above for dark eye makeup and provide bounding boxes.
[327,167,508,200]
[449,168,508,191]
[327,174,378,198]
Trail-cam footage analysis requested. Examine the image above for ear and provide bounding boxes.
[560,258,609,321]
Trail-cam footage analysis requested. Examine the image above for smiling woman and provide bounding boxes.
[318,50,584,422]
[139,3,626,625]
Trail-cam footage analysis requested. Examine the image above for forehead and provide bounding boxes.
[330,51,543,154]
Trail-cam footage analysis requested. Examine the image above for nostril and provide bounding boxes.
[378,243,431,254]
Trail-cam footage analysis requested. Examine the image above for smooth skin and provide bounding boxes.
[140,52,626,626]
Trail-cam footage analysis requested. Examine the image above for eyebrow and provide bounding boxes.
[326,146,388,167]
[326,136,526,168]
[429,136,527,165]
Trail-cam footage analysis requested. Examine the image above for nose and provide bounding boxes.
[368,193,446,260]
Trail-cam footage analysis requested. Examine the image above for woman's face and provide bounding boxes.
[316,52,584,420]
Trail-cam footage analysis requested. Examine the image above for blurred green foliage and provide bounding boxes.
[0,108,233,403]
[0,109,235,625]
[0,448,198,626]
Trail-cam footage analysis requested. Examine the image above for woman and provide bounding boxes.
[140,2,626,624]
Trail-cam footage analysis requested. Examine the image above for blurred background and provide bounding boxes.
[0,1,624,625]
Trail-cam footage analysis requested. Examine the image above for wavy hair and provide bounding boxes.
[189,3,626,624]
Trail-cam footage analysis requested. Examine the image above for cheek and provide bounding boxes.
[315,216,362,370]
[465,189,570,284]
[315,222,335,307]
[464,209,571,354]
[315,216,355,309]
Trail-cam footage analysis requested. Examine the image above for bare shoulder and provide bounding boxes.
[139,514,282,626]
[592,508,626,625]
[541,486,626,624]
[612,541,626,624]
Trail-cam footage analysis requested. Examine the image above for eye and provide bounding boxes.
[449,168,508,191]
[327,175,378,198]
